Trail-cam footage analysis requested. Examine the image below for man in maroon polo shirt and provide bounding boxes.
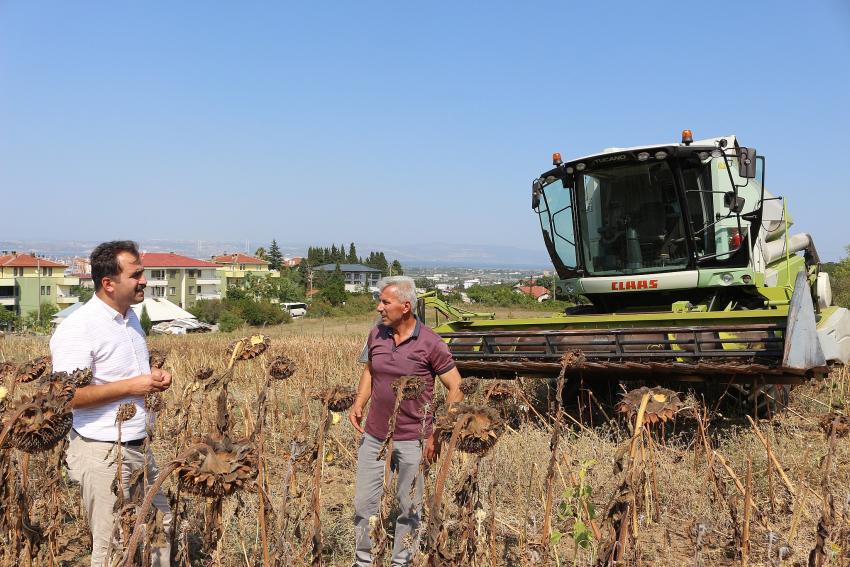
[349,276,463,566]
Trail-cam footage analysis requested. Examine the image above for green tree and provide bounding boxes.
[414,277,435,290]
[320,264,347,306]
[190,299,227,324]
[823,245,850,308]
[140,305,153,335]
[391,259,403,276]
[254,246,268,260]
[272,278,305,302]
[71,285,94,303]
[347,242,358,264]
[0,308,18,331]
[267,240,283,271]
[218,310,245,332]
[23,304,59,333]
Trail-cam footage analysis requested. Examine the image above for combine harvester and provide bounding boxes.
[426,131,850,405]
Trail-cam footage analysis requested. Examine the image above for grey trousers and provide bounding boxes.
[66,430,173,567]
[353,433,424,567]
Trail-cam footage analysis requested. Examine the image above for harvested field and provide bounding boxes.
[1,319,850,566]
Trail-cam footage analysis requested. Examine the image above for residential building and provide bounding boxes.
[0,252,80,316]
[514,284,552,302]
[140,252,221,309]
[212,253,281,295]
[282,256,303,268]
[314,263,382,292]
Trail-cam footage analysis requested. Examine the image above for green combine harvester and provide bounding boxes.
[427,131,850,391]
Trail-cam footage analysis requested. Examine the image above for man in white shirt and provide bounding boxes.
[51,240,173,566]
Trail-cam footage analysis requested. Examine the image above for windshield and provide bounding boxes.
[577,161,689,275]
[535,149,764,279]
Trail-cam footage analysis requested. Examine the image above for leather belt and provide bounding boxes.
[73,429,146,448]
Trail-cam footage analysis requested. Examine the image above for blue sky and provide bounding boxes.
[1,1,849,260]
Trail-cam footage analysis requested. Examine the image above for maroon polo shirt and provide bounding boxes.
[363,319,456,441]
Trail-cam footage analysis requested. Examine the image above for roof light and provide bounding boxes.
[682,129,693,145]
[553,152,562,166]
[637,152,650,161]
[575,162,586,171]
[565,166,574,174]
[655,151,667,160]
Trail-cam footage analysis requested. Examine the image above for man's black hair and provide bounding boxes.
[90,241,140,291]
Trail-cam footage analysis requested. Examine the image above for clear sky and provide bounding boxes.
[2,1,849,260]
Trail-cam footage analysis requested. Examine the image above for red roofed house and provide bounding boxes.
[514,284,552,302]
[211,252,281,296]
[141,252,222,309]
[0,252,80,317]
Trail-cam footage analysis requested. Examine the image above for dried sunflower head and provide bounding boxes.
[435,404,504,455]
[616,386,684,425]
[459,378,479,396]
[2,380,73,453]
[177,434,257,498]
[17,355,51,383]
[484,382,517,403]
[268,356,297,381]
[392,375,424,401]
[51,368,93,389]
[819,413,850,438]
[227,335,271,360]
[149,350,167,370]
[116,403,137,423]
[313,385,357,412]
[195,367,214,382]
[144,392,165,413]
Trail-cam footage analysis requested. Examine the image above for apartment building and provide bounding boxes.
[140,252,221,309]
[0,252,80,316]
[314,263,382,292]
[212,253,280,292]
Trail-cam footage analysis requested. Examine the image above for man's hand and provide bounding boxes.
[126,369,172,396]
[425,431,441,464]
[349,403,365,433]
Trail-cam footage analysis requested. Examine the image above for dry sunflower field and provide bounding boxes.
[1,314,850,567]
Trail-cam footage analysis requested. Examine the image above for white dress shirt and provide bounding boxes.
[50,294,151,441]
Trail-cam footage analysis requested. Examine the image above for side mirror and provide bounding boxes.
[531,179,542,210]
[724,191,746,214]
[738,146,757,178]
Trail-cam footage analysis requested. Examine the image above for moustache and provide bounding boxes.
[136,285,146,292]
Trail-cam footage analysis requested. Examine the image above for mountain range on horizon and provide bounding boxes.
[0,238,553,269]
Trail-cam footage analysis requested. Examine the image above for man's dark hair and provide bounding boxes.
[90,241,140,291]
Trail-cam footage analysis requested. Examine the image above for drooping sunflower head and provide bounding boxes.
[177,434,258,498]
[435,404,504,455]
[268,356,297,381]
[2,380,73,453]
[16,355,51,383]
[392,375,424,401]
[227,335,271,360]
[313,385,357,413]
[616,386,684,425]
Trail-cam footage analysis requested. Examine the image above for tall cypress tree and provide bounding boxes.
[348,242,358,264]
[267,239,283,270]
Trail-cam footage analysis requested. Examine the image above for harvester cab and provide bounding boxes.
[433,131,850,389]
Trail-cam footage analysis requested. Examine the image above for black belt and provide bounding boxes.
[73,429,146,448]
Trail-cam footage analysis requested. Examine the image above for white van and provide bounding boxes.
[282,302,308,318]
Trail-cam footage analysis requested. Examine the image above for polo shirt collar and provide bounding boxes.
[381,316,421,340]
[91,294,129,322]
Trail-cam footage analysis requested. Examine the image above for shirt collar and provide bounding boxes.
[90,293,129,322]
[382,316,421,339]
